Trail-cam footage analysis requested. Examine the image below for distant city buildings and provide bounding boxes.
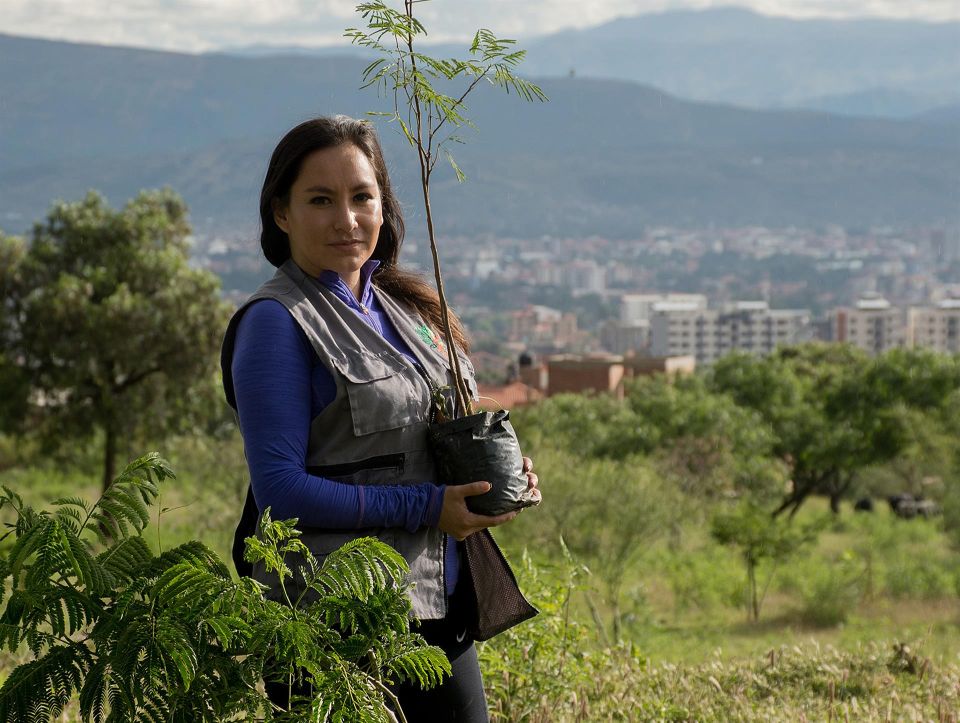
[831,292,905,355]
[585,290,959,366]
[200,224,959,368]
[649,300,812,364]
[908,293,960,354]
[482,352,696,405]
[507,305,583,352]
[600,293,708,356]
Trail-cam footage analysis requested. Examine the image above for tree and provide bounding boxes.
[711,344,960,516]
[0,235,31,432]
[622,374,787,502]
[710,345,866,515]
[1,190,231,490]
[711,500,823,622]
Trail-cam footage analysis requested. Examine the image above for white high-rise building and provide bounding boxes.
[650,301,811,364]
[909,294,960,353]
[832,293,906,355]
[620,293,707,325]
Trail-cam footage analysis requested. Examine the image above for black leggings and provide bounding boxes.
[392,612,488,723]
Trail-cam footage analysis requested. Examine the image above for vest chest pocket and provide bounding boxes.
[335,352,426,436]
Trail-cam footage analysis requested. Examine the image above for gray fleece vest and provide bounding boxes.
[222,260,476,619]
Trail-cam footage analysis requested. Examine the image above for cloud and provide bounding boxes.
[2,0,360,51]
[2,0,957,53]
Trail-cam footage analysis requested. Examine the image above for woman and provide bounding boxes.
[220,116,539,721]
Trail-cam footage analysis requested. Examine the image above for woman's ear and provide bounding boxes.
[272,198,289,233]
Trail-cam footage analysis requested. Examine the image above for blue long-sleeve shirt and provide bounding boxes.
[231,261,459,592]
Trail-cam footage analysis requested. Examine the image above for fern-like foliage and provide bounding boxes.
[0,453,449,722]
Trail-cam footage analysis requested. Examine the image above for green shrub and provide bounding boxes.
[883,556,955,600]
[659,546,743,617]
[847,509,957,601]
[0,453,448,722]
[496,448,683,640]
[798,553,863,627]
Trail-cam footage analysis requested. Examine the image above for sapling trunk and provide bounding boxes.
[420,180,472,417]
[747,558,759,622]
[404,0,472,418]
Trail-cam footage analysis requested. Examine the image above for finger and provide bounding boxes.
[484,510,519,527]
[522,456,533,473]
[460,510,514,533]
[526,472,539,490]
[457,481,492,498]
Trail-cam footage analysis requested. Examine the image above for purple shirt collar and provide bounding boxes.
[316,259,380,309]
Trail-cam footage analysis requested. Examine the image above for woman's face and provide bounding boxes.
[274,143,383,296]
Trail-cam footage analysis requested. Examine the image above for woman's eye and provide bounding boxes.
[354,193,375,202]
[309,196,330,205]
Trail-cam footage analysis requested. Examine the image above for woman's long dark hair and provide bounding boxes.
[260,116,468,351]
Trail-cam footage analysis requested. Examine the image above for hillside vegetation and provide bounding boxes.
[1,344,958,719]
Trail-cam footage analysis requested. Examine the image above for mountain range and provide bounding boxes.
[226,7,960,119]
[1,17,957,239]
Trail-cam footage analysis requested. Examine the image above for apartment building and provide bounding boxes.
[832,293,906,355]
[595,294,708,356]
[650,301,811,364]
[909,295,960,353]
[508,305,579,349]
[620,293,707,325]
[599,319,649,355]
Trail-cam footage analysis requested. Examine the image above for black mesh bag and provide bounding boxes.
[427,409,540,516]
[461,530,538,641]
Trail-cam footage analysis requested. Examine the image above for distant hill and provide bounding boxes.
[1,33,957,237]
[792,88,954,120]
[221,8,960,118]
[517,8,960,116]
[917,103,960,125]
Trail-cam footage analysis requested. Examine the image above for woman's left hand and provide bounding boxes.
[522,456,541,504]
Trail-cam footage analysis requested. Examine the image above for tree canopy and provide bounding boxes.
[513,344,960,522]
[0,190,231,489]
[709,345,960,515]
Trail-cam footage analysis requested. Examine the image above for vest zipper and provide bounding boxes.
[307,453,406,478]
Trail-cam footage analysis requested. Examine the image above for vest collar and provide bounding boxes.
[315,259,381,309]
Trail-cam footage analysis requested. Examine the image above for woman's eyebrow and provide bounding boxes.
[304,183,376,193]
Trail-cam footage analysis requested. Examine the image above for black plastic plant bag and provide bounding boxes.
[427,409,540,516]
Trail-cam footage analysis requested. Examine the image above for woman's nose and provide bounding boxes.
[333,203,358,232]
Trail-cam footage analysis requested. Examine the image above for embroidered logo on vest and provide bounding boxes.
[415,322,446,356]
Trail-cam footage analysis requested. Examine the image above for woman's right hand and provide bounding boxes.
[438,482,518,541]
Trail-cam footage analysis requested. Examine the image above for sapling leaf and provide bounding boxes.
[445,151,466,183]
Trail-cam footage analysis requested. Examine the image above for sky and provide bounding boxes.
[2,0,958,54]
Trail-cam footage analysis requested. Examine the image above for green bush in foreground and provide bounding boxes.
[0,454,448,722]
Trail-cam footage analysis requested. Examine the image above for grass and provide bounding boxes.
[634,599,960,666]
